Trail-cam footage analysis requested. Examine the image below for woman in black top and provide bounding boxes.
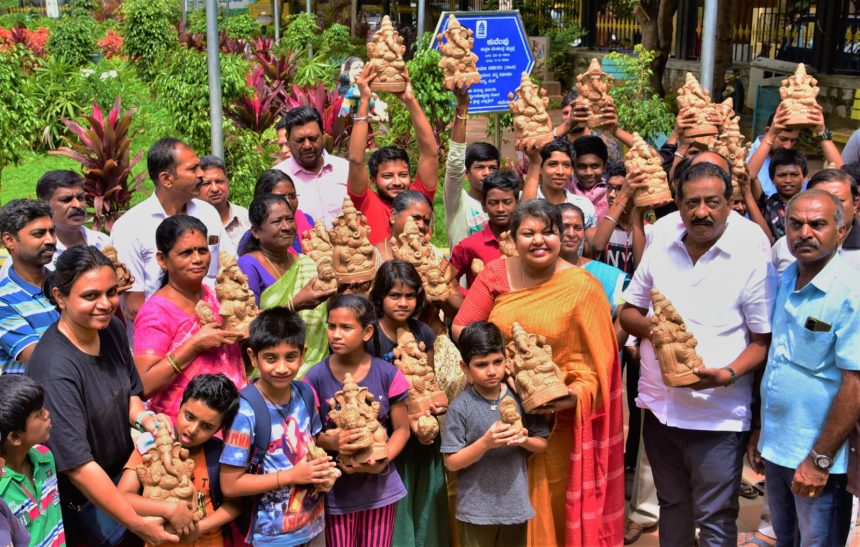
[26,245,178,546]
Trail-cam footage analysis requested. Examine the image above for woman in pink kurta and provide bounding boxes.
[133,215,247,418]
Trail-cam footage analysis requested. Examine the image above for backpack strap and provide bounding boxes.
[239,383,271,474]
[202,437,224,510]
[291,380,318,425]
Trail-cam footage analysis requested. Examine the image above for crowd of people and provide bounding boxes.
[0,60,859,547]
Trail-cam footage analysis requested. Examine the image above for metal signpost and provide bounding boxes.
[431,10,534,149]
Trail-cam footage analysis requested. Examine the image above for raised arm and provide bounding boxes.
[521,146,542,201]
[399,68,439,190]
[347,64,376,197]
[444,82,471,214]
[809,104,843,168]
[739,170,775,243]
[747,103,790,201]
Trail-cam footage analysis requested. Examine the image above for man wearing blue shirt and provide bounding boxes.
[752,189,860,545]
[0,200,59,374]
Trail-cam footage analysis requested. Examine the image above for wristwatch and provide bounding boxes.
[812,128,832,143]
[810,449,833,470]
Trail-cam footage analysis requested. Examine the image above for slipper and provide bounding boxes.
[737,531,776,547]
[738,479,759,499]
[624,519,657,545]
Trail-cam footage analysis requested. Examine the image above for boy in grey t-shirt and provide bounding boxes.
[441,322,550,547]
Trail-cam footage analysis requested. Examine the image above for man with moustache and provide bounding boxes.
[196,155,250,247]
[0,200,59,374]
[110,137,233,323]
[750,190,860,546]
[36,170,110,259]
[620,162,777,546]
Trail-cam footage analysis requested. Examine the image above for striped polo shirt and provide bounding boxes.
[0,445,66,546]
[0,267,59,374]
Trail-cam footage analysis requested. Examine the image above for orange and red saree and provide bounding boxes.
[486,266,625,547]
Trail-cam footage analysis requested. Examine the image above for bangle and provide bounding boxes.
[763,138,774,147]
[674,152,685,160]
[604,214,619,225]
[723,366,737,386]
[286,299,295,312]
[135,410,156,432]
[166,353,182,375]
[456,113,468,121]
[353,115,368,122]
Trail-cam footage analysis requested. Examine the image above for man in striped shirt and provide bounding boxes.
[0,200,59,375]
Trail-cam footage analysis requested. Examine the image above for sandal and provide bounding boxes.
[737,531,776,547]
[624,519,657,545]
[738,479,759,499]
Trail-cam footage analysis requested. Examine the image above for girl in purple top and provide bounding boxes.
[238,194,299,305]
[304,295,410,547]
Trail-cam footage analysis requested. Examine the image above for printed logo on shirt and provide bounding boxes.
[227,430,251,450]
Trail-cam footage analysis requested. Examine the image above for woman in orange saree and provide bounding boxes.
[453,200,624,546]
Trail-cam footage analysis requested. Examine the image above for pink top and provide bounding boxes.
[133,285,248,417]
[273,151,349,228]
[569,178,610,221]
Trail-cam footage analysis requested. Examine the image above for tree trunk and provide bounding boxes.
[712,0,736,98]
[634,0,680,96]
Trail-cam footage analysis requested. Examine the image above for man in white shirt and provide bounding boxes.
[620,162,777,546]
[36,170,110,256]
[443,82,500,248]
[196,155,250,248]
[110,137,234,323]
[0,170,110,279]
[272,106,348,227]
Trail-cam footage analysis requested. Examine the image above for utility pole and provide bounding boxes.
[700,0,717,93]
[205,0,224,157]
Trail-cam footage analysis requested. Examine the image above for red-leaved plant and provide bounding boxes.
[0,26,48,57]
[256,49,297,113]
[48,97,146,233]
[224,65,282,134]
[97,29,123,58]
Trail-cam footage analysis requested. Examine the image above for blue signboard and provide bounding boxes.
[432,11,534,114]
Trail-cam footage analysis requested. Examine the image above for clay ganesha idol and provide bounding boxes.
[508,72,554,150]
[498,397,524,438]
[624,133,672,208]
[303,219,338,292]
[780,63,820,129]
[437,13,480,89]
[505,322,569,413]
[327,373,389,468]
[649,289,704,387]
[215,252,259,338]
[389,216,458,301]
[367,15,407,93]
[676,72,719,139]
[101,245,132,288]
[137,416,205,527]
[575,58,614,129]
[329,196,377,288]
[392,328,448,418]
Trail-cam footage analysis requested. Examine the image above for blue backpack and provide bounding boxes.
[236,380,317,541]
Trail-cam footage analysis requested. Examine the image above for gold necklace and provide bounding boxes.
[261,251,289,278]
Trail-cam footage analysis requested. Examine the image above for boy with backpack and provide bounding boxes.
[118,373,242,545]
[220,308,337,545]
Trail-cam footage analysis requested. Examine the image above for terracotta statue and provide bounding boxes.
[780,63,819,128]
[433,334,467,403]
[437,13,480,90]
[329,197,376,287]
[306,441,340,493]
[508,72,554,150]
[137,416,204,526]
[390,216,457,300]
[676,72,719,139]
[101,245,132,289]
[303,219,338,292]
[417,415,440,441]
[649,289,703,387]
[504,322,569,413]
[194,300,218,326]
[498,230,517,258]
[367,15,407,93]
[498,397,524,438]
[215,252,259,338]
[575,58,614,129]
[709,106,751,198]
[327,373,389,467]
[624,133,672,207]
[393,328,448,417]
